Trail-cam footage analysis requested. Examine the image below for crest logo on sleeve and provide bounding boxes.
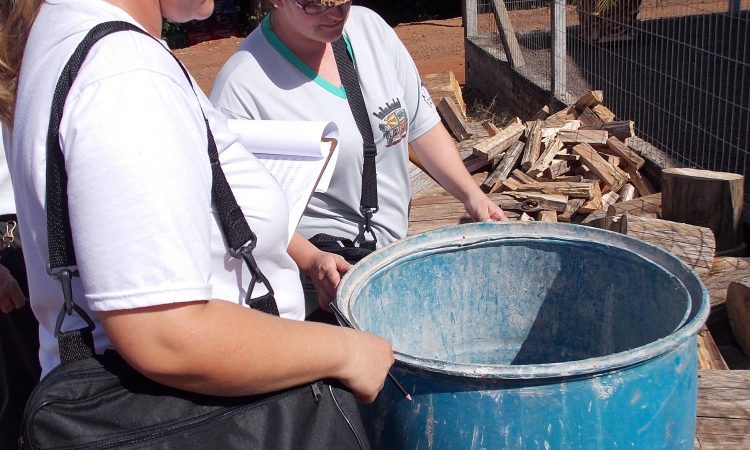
[374,99,408,147]
[420,81,434,108]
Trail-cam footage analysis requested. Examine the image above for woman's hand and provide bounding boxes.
[305,250,351,311]
[338,328,394,403]
[463,192,508,222]
[0,264,26,313]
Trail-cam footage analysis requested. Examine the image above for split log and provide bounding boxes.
[422,71,466,116]
[457,137,489,158]
[604,136,645,170]
[623,215,716,277]
[627,165,656,196]
[472,118,525,161]
[558,198,586,222]
[537,210,558,222]
[520,120,543,170]
[661,168,745,255]
[543,159,571,179]
[482,121,501,136]
[531,105,550,121]
[527,138,563,177]
[572,143,627,192]
[504,191,569,212]
[558,130,609,145]
[592,104,616,122]
[602,120,635,140]
[519,212,535,222]
[481,141,525,193]
[516,181,595,199]
[607,192,662,218]
[511,169,539,185]
[437,97,471,141]
[574,90,604,110]
[463,155,492,174]
[577,107,604,130]
[540,119,580,139]
[601,191,620,210]
[617,183,636,202]
[501,177,523,191]
[578,181,603,213]
[547,105,577,120]
[727,281,750,358]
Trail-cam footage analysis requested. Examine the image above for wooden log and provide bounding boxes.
[558,198,586,222]
[623,215,716,277]
[606,154,621,168]
[578,181,603,213]
[527,138,563,177]
[543,159,571,179]
[482,121,501,136]
[422,71,466,116]
[617,183,636,202]
[531,105,550,121]
[600,191,620,210]
[457,137,488,158]
[661,168,745,255]
[491,0,526,67]
[504,191,569,212]
[592,104,616,122]
[604,136,645,170]
[501,177,523,191]
[540,119,580,139]
[628,166,656,196]
[481,141,525,193]
[697,327,730,370]
[547,105,577,120]
[558,130,609,145]
[607,193,662,218]
[577,107,604,130]
[511,169,539,185]
[727,282,750,358]
[520,120,543,171]
[537,210,558,222]
[437,97,472,142]
[602,120,635,140]
[702,257,750,309]
[516,181,595,199]
[472,118,525,161]
[463,154,492,174]
[574,90,603,110]
[572,143,627,192]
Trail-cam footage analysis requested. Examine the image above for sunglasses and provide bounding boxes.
[293,0,350,15]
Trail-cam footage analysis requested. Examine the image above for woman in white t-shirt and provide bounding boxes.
[0,0,393,437]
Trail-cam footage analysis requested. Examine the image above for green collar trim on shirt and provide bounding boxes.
[262,16,354,99]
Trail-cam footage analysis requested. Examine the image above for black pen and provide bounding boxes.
[329,302,412,401]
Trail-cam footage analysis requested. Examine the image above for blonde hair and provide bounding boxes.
[0,0,42,127]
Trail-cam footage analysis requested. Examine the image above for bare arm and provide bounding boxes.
[287,232,351,311]
[411,123,508,221]
[99,300,392,403]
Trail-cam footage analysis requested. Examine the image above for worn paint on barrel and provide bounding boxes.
[336,222,709,449]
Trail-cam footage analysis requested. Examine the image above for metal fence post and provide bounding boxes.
[550,0,568,101]
[464,0,478,38]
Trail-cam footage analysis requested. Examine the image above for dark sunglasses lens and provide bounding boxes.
[303,3,329,14]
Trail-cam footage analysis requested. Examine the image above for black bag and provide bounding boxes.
[20,21,369,450]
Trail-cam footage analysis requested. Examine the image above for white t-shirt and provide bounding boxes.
[211,7,441,246]
[0,125,16,216]
[10,0,304,376]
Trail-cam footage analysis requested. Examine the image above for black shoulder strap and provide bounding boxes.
[46,21,278,364]
[331,37,377,250]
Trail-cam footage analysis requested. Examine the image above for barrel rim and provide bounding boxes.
[336,222,710,379]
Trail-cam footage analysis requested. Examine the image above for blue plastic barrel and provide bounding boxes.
[336,222,709,449]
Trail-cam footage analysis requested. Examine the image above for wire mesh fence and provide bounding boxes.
[468,0,749,181]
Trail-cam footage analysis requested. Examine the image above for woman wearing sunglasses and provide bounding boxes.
[211,1,508,320]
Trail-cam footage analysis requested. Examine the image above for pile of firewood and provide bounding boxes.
[418,72,750,371]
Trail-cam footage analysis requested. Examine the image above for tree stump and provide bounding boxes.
[661,168,745,255]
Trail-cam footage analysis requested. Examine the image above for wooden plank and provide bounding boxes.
[577,107,604,130]
[698,326,730,370]
[602,120,635,140]
[628,165,656,196]
[543,159,571,179]
[605,136,646,170]
[578,181,603,213]
[491,0,526,68]
[623,215,715,277]
[437,97,471,141]
[511,169,538,185]
[558,198,586,222]
[592,103,616,122]
[607,192,661,217]
[696,370,750,448]
[702,257,750,308]
[504,191,569,212]
[526,138,563,177]
[617,183,636,202]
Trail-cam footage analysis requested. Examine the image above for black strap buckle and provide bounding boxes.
[229,240,277,313]
[46,264,95,337]
[355,206,378,250]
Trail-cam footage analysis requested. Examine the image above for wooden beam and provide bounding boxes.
[516,181,595,199]
[558,130,609,145]
[481,141,525,192]
[437,97,472,142]
[605,136,645,170]
[607,193,662,218]
[573,90,603,110]
[422,71,467,116]
[520,120,543,171]
[602,120,635,140]
[491,0,526,68]
[472,118,525,161]
[697,327,730,370]
[572,143,627,192]
[592,104,616,122]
